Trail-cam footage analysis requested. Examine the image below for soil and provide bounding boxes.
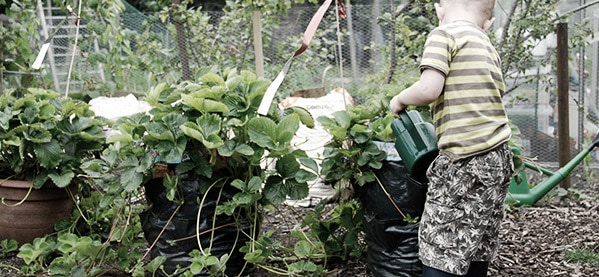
[2,168,599,276]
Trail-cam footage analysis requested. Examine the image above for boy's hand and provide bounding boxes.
[389,94,407,117]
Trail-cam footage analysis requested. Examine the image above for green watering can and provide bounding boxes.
[391,110,438,184]
[506,133,599,206]
[391,110,599,206]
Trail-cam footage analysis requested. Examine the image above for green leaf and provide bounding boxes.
[299,157,319,173]
[21,123,52,143]
[217,141,254,157]
[0,239,19,254]
[145,83,170,105]
[144,122,175,141]
[275,155,300,177]
[262,175,285,204]
[188,250,221,275]
[163,174,179,202]
[217,140,236,157]
[155,138,187,163]
[350,123,371,144]
[48,257,72,275]
[293,169,318,183]
[243,249,266,264]
[180,114,224,149]
[0,106,15,130]
[199,72,226,87]
[196,114,222,140]
[48,171,75,188]
[17,237,51,265]
[188,87,225,100]
[145,256,167,274]
[233,192,255,205]
[37,102,57,120]
[248,117,277,148]
[56,233,80,253]
[33,140,63,169]
[294,240,312,258]
[235,144,254,156]
[330,110,352,129]
[354,171,377,187]
[247,176,262,193]
[276,114,300,144]
[317,113,349,140]
[120,168,144,192]
[284,179,309,200]
[288,260,319,273]
[230,179,245,191]
[181,94,229,113]
[286,106,315,128]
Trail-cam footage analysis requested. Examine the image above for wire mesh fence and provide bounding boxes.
[3,0,599,166]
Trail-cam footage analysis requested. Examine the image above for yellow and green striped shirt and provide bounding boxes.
[420,21,511,160]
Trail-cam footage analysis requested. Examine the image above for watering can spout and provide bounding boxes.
[506,140,596,206]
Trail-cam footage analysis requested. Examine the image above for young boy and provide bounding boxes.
[389,0,513,276]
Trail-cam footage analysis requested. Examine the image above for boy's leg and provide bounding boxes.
[464,261,489,277]
[423,265,458,277]
[419,142,513,275]
[423,261,489,277]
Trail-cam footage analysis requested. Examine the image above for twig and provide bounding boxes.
[373,174,407,219]
[140,204,181,262]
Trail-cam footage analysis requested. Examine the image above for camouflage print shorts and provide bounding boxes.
[418,142,514,275]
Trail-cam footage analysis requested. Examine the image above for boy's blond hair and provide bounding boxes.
[443,0,495,19]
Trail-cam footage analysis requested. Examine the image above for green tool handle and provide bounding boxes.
[399,110,427,150]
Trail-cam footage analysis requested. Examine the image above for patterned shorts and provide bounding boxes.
[418,142,513,275]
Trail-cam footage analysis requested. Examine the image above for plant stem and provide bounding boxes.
[141,204,181,262]
[373,174,407,219]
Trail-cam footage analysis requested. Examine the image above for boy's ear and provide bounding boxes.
[482,17,495,31]
[434,3,444,21]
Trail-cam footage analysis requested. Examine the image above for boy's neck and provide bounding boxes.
[441,12,485,29]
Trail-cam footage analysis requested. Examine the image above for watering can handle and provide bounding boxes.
[398,110,428,150]
[591,131,599,150]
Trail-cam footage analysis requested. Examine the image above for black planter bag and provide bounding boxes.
[141,171,254,276]
[357,160,428,277]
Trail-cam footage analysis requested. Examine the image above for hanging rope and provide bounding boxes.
[334,0,352,111]
[334,0,345,92]
[65,1,82,98]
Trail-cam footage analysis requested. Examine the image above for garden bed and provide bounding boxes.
[2,171,599,276]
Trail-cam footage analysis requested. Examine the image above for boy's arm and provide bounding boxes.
[389,69,445,117]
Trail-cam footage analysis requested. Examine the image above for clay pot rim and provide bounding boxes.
[0,179,63,189]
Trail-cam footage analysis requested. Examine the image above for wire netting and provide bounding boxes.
[3,0,599,166]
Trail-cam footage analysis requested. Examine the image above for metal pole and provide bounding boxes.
[0,13,8,93]
[557,22,571,189]
[346,1,357,81]
[578,0,586,151]
[252,11,264,78]
[593,17,599,113]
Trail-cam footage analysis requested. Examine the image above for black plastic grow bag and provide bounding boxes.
[357,160,428,277]
[141,171,254,276]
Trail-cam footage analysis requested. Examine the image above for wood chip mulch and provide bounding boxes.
[490,195,599,277]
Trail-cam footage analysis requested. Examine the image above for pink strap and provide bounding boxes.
[294,0,346,57]
[257,0,346,115]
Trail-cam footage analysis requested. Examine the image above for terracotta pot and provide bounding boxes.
[0,179,75,245]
